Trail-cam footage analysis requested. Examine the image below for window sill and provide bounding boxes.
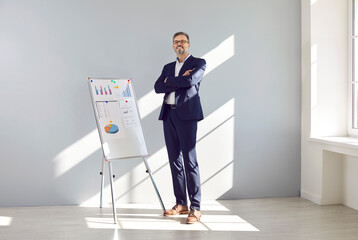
[308,136,358,157]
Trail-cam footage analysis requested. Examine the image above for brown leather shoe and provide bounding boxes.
[163,204,189,216]
[186,209,201,224]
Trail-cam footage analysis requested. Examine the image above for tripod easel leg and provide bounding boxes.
[143,157,166,213]
[100,156,106,208]
[108,161,118,224]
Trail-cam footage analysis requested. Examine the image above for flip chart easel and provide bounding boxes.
[88,77,165,224]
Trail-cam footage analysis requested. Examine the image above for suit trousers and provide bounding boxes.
[163,105,201,211]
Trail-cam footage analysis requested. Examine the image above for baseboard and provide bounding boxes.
[300,189,322,205]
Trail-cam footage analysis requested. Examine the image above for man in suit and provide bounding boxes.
[154,32,206,224]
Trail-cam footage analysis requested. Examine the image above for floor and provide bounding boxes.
[1,198,358,240]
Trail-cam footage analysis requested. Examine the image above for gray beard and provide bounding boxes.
[175,48,185,55]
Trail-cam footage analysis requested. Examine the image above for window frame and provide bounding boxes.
[348,0,358,136]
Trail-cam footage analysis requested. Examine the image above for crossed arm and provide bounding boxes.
[154,67,178,94]
[154,59,206,94]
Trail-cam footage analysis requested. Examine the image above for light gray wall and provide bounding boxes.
[0,0,301,207]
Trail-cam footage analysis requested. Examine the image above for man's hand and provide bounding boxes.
[164,68,194,83]
[183,69,193,76]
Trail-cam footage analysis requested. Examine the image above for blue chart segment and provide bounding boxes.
[104,124,119,134]
[122,84,131,97]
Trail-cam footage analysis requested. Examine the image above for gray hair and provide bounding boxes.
[173,32,190,43]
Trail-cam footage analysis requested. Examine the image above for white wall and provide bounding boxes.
[343,156,358,208]
[310,0,348,137]
[0,0,301,207]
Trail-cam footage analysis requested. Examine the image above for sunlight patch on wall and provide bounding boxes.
[137,90,164,119]
[197,98,235,139]
[202,35,235,76]
[197,98,235,199]
[53,129,101,177]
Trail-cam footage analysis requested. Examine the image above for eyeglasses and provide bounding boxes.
[173,40,188,45]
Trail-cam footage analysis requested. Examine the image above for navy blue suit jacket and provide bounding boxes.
[154,55,206,121]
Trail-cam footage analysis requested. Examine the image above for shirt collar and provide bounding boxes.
[176,54,191,64]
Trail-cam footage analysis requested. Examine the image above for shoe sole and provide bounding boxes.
[163,210,189,216]
[186,215,201,224]
[186,219,200,224]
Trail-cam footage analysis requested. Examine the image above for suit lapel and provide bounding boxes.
[170,62,176,76]
[178,55,194,76]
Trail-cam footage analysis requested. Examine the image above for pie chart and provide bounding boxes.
[104,124,119,134]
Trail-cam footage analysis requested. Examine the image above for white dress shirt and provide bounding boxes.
[165,54,191,105]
